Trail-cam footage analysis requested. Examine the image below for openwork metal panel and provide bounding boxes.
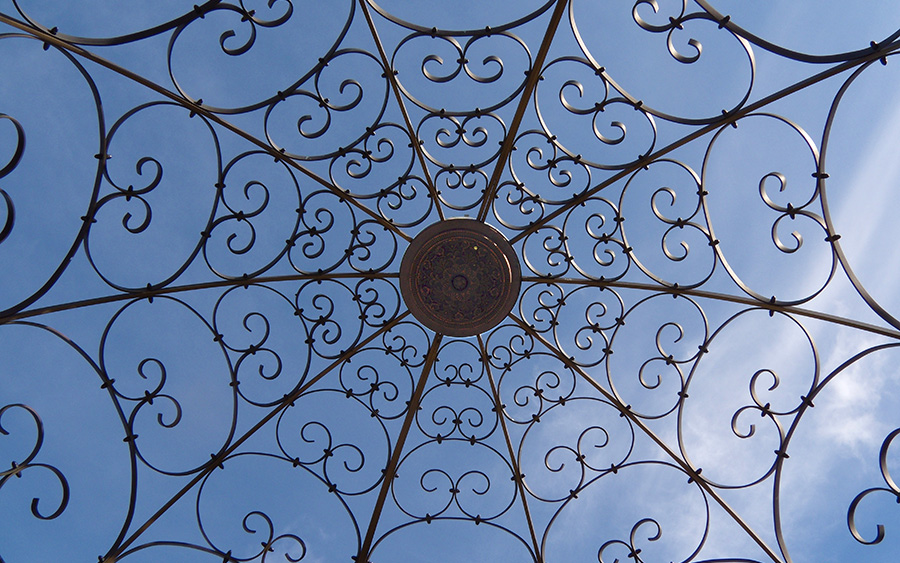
[3,1,900,561]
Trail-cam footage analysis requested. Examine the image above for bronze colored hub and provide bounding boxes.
[400,219,521,337]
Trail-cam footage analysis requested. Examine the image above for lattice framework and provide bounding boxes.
[2,2,900,562]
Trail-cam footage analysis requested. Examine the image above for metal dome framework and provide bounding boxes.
[3,1,900,561]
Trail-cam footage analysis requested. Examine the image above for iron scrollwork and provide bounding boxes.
[0,404,70,521]
[849,428,900,545]
[3,1,900,562]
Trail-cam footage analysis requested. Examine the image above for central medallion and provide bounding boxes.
[400,219,521,337]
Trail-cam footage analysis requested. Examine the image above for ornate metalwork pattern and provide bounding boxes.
[3,1,900,562]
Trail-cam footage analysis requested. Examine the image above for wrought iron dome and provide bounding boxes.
[5,0,900,561]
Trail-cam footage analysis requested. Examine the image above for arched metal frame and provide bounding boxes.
[2,1,900,562]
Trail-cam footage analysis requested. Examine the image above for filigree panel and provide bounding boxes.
[3,1,900,562]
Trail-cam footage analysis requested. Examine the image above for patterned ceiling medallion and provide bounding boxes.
[400,219,520,336]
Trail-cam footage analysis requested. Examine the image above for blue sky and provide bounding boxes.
[3,1,900,562]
